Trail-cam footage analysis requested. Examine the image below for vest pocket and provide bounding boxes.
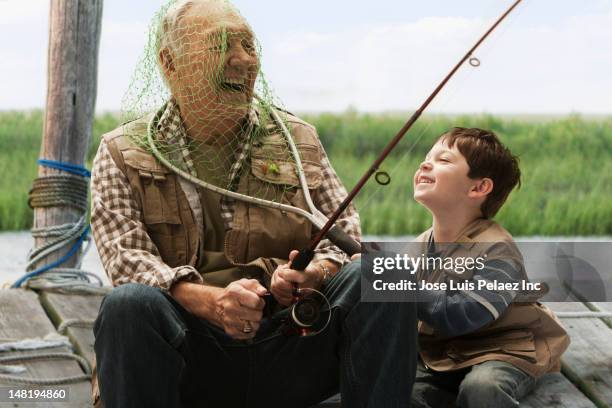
[138,169,180,224]
[128,162,187,267]
[250,142,324,190]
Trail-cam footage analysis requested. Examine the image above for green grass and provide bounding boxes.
[1,110,611,235]
[0,111,115,231]
[307,112,612,236]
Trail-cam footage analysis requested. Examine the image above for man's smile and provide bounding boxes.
[219,77,247,93]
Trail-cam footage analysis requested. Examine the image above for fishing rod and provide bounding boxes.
[291,0,524,270]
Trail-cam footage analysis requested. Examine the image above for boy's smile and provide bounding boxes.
[416,174,434,184]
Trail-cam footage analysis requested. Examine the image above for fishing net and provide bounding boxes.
[121,0,298,207]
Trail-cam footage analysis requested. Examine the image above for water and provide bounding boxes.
[0,231,108,288]
[1,231,609,288]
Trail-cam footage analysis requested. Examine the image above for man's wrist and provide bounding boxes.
[170,280,192,297]
[319,263,331,286]
[170,281,221,323]
[315,260,339,286]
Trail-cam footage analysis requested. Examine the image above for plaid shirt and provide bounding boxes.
[91,102,361,291]
[155,100,254,229]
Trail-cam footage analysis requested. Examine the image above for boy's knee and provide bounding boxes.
[457,366,517,408]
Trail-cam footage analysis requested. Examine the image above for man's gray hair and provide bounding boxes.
[157,0,238,54]
[156,0,197,56]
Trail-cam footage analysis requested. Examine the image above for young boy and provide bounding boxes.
[411,127,569,408]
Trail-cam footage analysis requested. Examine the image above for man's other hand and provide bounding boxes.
[270,250,324,306]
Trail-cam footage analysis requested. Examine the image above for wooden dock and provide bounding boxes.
[0,289,610,407]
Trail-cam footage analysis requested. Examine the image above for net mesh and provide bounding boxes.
[121,0,297,204]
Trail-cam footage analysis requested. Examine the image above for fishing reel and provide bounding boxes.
[265,286,331,337]
[267,249,333,337]
[282,286,331,337]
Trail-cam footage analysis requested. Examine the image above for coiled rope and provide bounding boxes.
[28,174,89,213]
[3,159,107,385]
[12,159,109,295]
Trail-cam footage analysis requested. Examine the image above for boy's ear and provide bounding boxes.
[469,178,494,198]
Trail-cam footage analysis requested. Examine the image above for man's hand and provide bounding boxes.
[213,279,267,340]
[170,279,266,340]
[270,250,325,306]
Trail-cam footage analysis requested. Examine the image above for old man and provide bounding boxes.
[91,1,416,406]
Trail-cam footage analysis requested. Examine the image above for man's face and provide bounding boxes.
[413,138,480,212]
[164,2,260,125]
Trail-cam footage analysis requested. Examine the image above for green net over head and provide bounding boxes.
[121,0,298,200]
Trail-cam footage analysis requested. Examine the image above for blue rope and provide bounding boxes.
[12,159,91,288]
[37,159,91,178]
[11,226,90,289]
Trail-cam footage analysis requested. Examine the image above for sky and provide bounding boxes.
[1,0,611,114]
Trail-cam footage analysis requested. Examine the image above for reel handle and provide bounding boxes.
[291,226,360,272]
[324,225,361,257]
[290,248,315,271]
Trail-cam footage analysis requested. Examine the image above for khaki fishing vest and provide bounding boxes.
[415,219,570,377]
[102,111,325,288]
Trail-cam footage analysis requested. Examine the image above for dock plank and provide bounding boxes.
[522,373,597,408]
[0,289,92,407]
[548,302,612,408]
[590,302,612,329]
[39,292,104,368]
[4,289,608,407]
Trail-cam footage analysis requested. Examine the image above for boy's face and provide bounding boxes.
[413,138,488,213]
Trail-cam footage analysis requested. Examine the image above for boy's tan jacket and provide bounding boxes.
[415,219,570,377]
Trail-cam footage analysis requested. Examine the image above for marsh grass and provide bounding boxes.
[1,110,610,235]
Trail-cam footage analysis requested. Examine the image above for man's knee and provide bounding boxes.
[96,283,167,329]
[324,259,362,309]
[337,259,362,285]
[335,259,416,326]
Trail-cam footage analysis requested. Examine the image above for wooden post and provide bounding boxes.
[33,0,103,269]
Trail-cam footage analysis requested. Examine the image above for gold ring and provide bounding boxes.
[242,320,253,334]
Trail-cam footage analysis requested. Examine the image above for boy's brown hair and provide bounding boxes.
[440,127,521,218]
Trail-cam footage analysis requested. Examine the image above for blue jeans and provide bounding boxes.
[411,359,536,408]
[93,260,417,408]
